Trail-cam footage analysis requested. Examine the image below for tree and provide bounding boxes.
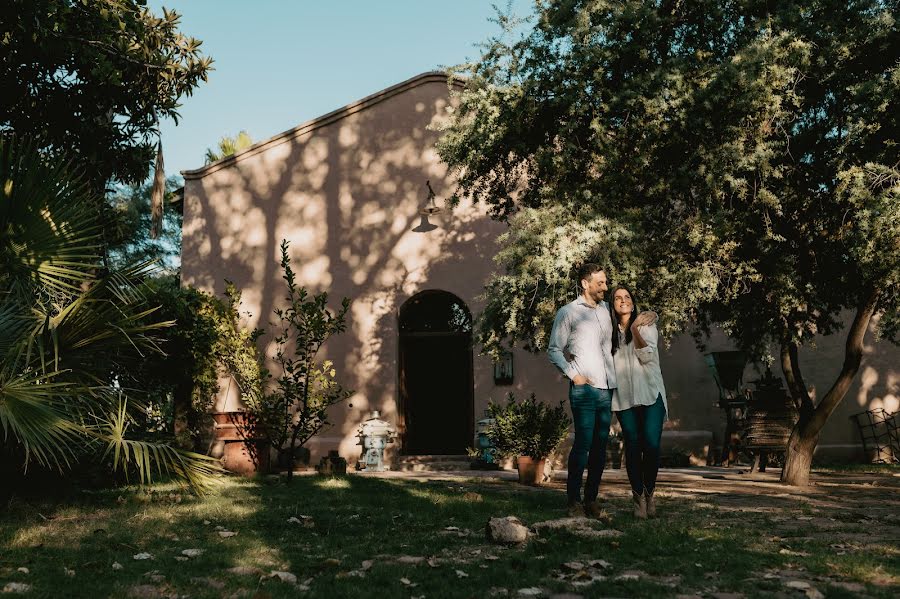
[437,0,899,486]
[243,240,353,480]
[204,131,254,165]
[107,176,184,271]
[0,136,220,493]
[0,0,212,190]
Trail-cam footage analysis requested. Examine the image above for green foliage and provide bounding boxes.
[118,276,264,449]
[244,240,353,477]
[204,131,254,165]
[0,135,220,493]
[440,0,900,484]
[438,0,900,361]
[486,392,570,459]
[0,0,212,188]
[100,399,221,491]
[106,176,184,272]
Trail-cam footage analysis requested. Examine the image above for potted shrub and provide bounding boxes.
[486,392,570,485]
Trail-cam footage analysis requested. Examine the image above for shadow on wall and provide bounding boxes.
[182,81,502,463]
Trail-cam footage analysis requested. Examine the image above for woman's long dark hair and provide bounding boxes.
[610,286,638,356]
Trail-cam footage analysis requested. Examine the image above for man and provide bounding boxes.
[548,263,653,519]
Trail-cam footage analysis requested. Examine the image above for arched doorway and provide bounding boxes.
[398,290,473,454]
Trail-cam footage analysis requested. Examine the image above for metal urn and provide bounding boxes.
[356,411,396,472]
[471,410,500,470]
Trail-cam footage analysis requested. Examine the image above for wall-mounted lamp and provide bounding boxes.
[493,350,514,385]
[412,180,442,233]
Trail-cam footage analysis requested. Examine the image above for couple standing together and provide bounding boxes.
[548,263,668,521]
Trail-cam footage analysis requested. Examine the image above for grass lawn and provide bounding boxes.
[1,469,898,598]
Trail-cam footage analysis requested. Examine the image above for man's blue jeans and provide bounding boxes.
[616,395,666,495]
[567,384,613,504]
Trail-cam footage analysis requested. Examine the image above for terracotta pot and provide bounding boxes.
[516,456,547,485]
[211,411,270,475]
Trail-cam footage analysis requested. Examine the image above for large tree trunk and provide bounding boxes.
[780,288,880,486]
[781,416,819,486]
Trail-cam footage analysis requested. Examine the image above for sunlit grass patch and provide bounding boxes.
[314,476,351,490]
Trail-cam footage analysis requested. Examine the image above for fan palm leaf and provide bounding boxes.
[99,399,222,494]
[0,136,103,295]
[0,135,222,493]
[0,366,85,469]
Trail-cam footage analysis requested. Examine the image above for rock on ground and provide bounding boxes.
[486,516,529,544]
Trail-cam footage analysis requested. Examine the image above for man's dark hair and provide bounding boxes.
[576,262,605,284]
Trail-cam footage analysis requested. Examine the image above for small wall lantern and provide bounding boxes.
[356,410,396,472]
[412,180,442,233]
[493,350,514,385]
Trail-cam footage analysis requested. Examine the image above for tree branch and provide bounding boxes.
[809,287,881,432]
[780,340,812,413]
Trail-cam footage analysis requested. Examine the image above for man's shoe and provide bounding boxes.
[584,500,612,524]
[632,490,647,519]
[567,501,585,519]
[646,488,657,518]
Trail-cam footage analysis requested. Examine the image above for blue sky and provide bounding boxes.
[148,0,533,177]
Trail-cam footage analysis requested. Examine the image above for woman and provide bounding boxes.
[610,286,668,519]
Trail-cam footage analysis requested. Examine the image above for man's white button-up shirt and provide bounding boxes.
[547,297,617,390]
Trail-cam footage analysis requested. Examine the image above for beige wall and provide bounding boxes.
[182,75,899,466]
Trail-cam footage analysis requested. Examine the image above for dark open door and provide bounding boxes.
[399,291,473,454]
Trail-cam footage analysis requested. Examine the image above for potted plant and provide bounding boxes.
[486,392,570,485]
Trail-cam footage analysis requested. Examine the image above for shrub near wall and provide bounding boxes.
[122,276,264,451]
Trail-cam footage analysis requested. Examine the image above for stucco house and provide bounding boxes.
[181,72,898,469]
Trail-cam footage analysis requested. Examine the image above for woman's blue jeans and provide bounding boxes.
[616,395,666,495]
[567,384,613,504]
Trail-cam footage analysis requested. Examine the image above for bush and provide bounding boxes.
[120,276,264,451]
[486,393,570,460]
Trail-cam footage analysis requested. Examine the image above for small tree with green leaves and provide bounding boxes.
[246,240,352,480]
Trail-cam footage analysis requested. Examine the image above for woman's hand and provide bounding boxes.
[633,310,658,328]
[630,312,656,350]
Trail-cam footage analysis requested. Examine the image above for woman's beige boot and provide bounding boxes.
[646,488,657,518]
[632,490,647,519]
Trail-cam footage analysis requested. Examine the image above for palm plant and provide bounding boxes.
[0,136,221,492]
